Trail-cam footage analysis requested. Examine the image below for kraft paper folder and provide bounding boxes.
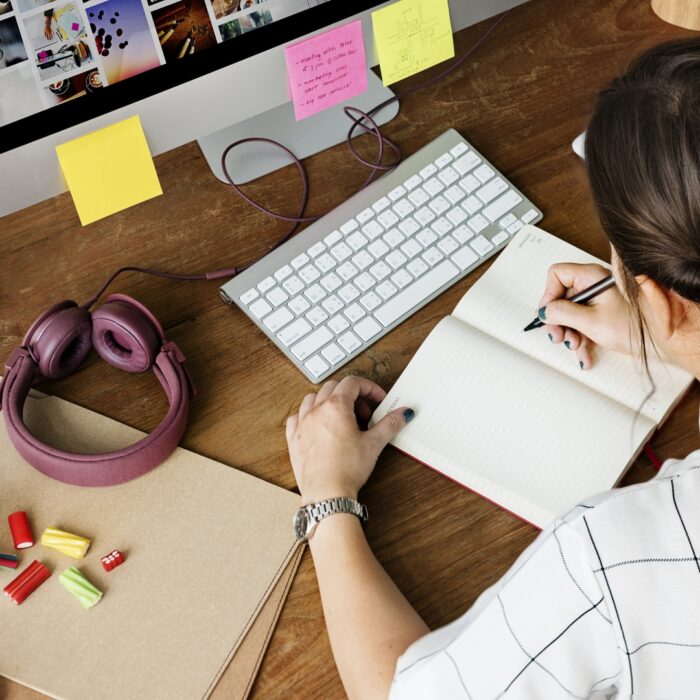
[0,391,303,699]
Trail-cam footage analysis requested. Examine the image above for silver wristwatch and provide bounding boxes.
[292,497,368,542]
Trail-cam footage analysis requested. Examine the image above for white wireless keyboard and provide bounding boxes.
[220,129,543,383]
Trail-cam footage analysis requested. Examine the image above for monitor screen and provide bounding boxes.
[0,0,385,152]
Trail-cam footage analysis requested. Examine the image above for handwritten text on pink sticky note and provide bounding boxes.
[285,20,368,121]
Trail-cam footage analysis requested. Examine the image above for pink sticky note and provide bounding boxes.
[284,19,367,121]
[71,22,79,30]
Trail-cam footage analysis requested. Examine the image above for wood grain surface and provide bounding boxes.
[2,0,699,697]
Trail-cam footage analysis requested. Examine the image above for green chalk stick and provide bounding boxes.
[59,567,103,609]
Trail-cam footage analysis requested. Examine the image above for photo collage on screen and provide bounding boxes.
[0,0,331,127]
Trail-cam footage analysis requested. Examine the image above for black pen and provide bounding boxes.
[523,275,616,332]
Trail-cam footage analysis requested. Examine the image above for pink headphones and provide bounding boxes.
[1,293,194,487]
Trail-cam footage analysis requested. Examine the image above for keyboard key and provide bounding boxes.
[305,354,330,378]
[328,315,350,334]
[330,243,352,262]
[337,262,359,281]
[462,195,482,215]
[445,185,466,204]
[354,317,382,342]
[474,164,495,183]
[344,303,366,322]
[288,296,310,315]
[451,246,479,270]
[392,269,413,289]
[308,242,326,258]
[306,306,329,326]
[492,231,509,246]
[446,207,468,226]
[470,235,494,256]
[258,276,275,293]
[378,210,400,229]
[408,188,430,207]
[450,142,468,157]
[509,221,524,235]
[360,292,382,311]
[340,220,358,235]
[438,167,459,186]
[376,281,398,299]
[320,272,342,292]
[483,190,522,221]
[249,299,272,319]
[401,239,422,258]
[414,206,436,226]
[388,185,407,201]
[407,258,428,278]
[278,317,312,346]
[355,272,375,292]
[393,199,414,218]
[369,261,392,281]
[299,264,321,283]
[476,177,508,203]
[438,236,459,256]
[386,250,407,269]
[383,228,405,248]
[274,265,293,281]
[432,217,453,236]
[291,254,309,269]
[372,196,391,213]
[423,177,444,197]
[435,152,453,168]
[422,246,444,266]
[266,287,289,307]
[337,331,362,354]
[403,174,422,191]
[417,229,437,247]
[263,307,293,332]
[362,221,384,240]
[347,232,368,251]
[324,231,342,247]
[352,250,374,270]
[304,284,326,303]
[357,208,374,224]
[398,217,420,236]
[419,163,437,179]
[522,208,539,224]
[499,213,518,229]
[468,214,489,233]
[338,284,360,303]
[375,260,459,327]
[240,288,259,304]
[453,151,481,175]
[459,174,480,193]
[322,294,344,314]
[368,239,390,258]
[453,224,474,244]
[321,343,346,366]
[429,196,450,216]
[315,253,336,273]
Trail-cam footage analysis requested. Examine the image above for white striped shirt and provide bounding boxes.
[390,449,700,698]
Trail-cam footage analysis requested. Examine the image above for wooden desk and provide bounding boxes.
[2,0,699,696]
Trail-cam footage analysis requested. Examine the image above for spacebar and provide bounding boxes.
[375,260,459,327]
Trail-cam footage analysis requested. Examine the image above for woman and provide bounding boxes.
[285,39,700,698]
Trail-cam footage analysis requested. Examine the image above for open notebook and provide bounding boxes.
[371,225,694,528]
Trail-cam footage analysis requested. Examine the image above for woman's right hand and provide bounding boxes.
[536,262,637,369]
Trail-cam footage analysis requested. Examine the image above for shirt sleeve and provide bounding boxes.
[389,514,623,699]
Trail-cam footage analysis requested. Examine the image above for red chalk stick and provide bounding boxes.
[4,560,51,604]
[8,512,34,549]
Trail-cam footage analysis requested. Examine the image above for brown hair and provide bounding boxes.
[585,38,700,363]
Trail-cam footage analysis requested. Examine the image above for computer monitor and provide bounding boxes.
[0,0,526,217]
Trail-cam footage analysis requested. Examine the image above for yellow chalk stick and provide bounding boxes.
[40,527,91,559]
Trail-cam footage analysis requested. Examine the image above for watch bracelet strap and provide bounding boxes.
[306,497,368,525]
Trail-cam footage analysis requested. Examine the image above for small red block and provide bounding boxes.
[101,549,125,572]
[8,512,34,550]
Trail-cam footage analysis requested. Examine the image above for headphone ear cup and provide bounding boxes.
[91,297,161,373]
[28,305,93,380]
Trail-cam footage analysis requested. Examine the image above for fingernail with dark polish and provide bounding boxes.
[547,333,553,342]
[579,361,585,370]
[564,340,571,350]
[403,408,415,423]
[537,306,547,322]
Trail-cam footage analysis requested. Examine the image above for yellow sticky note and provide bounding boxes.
[56,115,162,226]
[372,0,455,86]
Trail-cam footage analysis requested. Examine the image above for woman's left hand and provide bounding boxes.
[286,376,412,505]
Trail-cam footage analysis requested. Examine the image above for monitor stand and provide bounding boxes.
[198,70,399,185]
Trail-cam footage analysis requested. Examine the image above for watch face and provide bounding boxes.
[293,508,309,540]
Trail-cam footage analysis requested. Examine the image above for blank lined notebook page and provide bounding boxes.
[373,316,655,528]
[453,226,693,424]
